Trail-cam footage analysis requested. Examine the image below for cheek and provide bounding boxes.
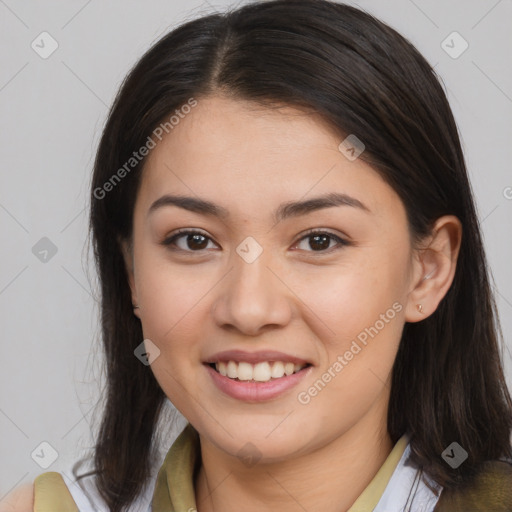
[294,247,408,402]
[134,241,208,330]
[294,265,405,428]
[133,253,203,358]
[135,259,211,414]
[297,252,407,342]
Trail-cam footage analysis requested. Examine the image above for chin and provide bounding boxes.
[199,418,319,463]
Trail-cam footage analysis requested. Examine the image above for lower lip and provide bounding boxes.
[204,364,313,402]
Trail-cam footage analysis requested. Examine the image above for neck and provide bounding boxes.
[194,393,393,512]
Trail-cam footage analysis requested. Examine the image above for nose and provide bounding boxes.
[211,246,293,336]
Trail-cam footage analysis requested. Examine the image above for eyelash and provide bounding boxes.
[161,228,350,255]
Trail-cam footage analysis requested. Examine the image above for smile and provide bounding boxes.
[210,360,310,382]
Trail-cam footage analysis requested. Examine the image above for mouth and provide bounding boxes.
[205,360,312,382]
[203,351,314,402]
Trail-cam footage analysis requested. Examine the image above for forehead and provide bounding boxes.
[136,95,405,224]
[145,96,342,171]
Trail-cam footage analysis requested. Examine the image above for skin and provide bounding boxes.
[121,95,462,512]
[0,483,33,511]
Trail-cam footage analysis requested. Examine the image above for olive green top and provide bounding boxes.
[33,423,409,511]
[33,471,80,511]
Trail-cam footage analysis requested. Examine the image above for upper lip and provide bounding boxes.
[204,349,311,365]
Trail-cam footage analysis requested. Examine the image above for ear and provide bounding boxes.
[119,236,140,319]
[405,215,462,322]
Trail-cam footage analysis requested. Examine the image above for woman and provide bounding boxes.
[4,0,512,510]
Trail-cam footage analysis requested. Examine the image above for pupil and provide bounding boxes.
[188,234,208,250]
[310,234,329,251]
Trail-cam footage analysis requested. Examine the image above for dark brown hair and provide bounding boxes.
[83,0,512,510]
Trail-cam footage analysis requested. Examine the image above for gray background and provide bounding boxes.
[1,0,511,499]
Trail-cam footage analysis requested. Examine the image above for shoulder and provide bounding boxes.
[0,471,98,512]
[0,482,33,512]
[435,460,512,511]
[32,470,101,511]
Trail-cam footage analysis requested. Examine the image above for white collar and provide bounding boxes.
[374,443,443,512]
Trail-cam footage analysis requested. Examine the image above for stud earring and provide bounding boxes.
[416,304,423,313]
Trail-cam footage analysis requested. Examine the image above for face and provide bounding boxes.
[124,95,421,462]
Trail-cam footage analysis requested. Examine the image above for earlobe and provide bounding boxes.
[405,215,462,322]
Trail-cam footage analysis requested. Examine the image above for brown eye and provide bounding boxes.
[162,230,216,252]
[293,230,349,253]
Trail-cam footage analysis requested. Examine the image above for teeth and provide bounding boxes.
[238,362,253,381]
[218,361,227,376]
[227,361,238,379]
[214,360,307,381]
[253,362,271,381]
[271,361,284,378]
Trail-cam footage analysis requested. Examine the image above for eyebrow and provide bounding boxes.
[147,192,371,224]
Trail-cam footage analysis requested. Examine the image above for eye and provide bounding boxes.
[161,228,350,254]
[293,229,349,253]
[161,229,217,252]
